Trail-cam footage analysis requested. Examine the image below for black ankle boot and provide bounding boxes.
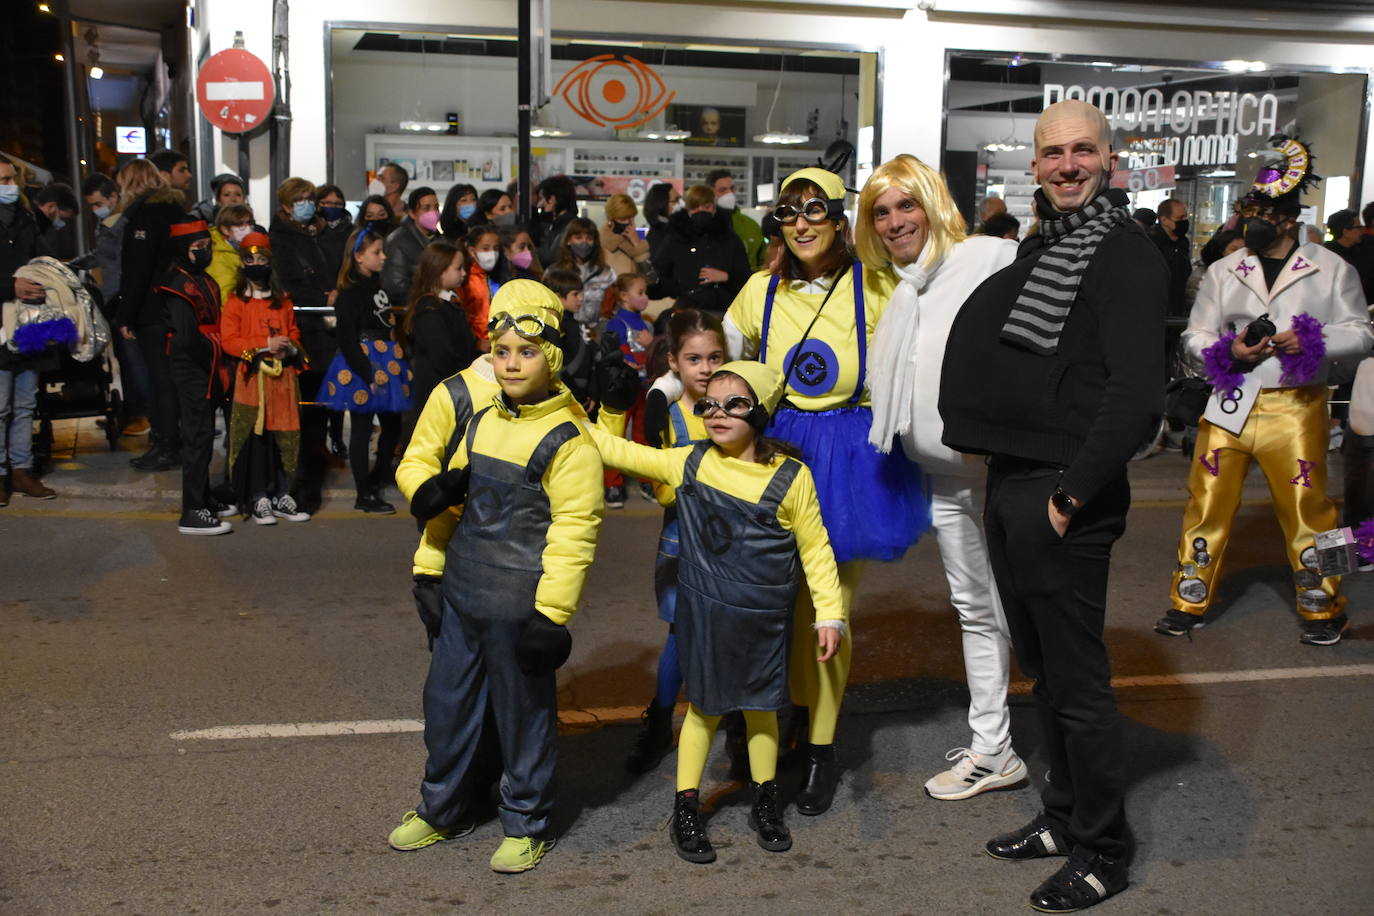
[749,780,792,852]
[625,703,674,775]
[723,711,750,781]
[795,743,837,816]
[780,705,809,766]
[670,789,715,864]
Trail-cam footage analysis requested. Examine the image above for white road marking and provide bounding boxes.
[171,664,1374,741]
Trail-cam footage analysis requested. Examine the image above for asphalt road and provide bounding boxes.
[3,495,1373,915]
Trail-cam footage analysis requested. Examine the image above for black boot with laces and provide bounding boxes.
[670,789,715,864]
[748,779,792,852]
[625,703,674,774]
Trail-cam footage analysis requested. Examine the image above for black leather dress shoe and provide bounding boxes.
[354,491,396,514]
[795,743,836,815]
[986,820,1070,860]
[1029,854,1128,913]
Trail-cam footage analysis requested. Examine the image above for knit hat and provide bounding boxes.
[488,279,565,377]
[712,360,786,421]
[781,167,846,203]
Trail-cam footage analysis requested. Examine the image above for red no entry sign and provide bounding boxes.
[196,48,275,134]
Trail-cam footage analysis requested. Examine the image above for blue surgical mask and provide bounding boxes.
[53,217,67,230]
[0,185,18,205]
[459,203,477,221]
[292,200,316,222]
[93,204,112,220]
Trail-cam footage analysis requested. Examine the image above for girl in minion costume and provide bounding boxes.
[722,167,927,814]
[319,226,413,513]
[390,279,604,874]
[588,359,844,864]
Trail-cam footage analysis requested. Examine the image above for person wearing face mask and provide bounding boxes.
[642,183,680,265]
[314,183,354,282]
[652,184,749,318]
[532,175,578,269]
[116,157,189,472]
[383,186,441,310]
[460,226,504,346]
[1149,198,1193,319]
[707,169,765,270]
[158,216,232,535]
[553,218,618,330]
[439,184,479,241]
[371,163,409,222]
[476,188,516,230]
[208,204,256,305]
[1160,137,1371,648]
[599,194,655,284]
[33,183,78,260]
[857,155,1023,802]
[496,227,541,282]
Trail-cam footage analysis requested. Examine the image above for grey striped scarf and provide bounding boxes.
[1000,188,1131,355]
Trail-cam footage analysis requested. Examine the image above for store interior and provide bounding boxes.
[326,27,877,225]
[942,52,1368,247]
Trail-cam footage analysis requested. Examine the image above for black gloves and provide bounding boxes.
[412,575,443,649]
[410,466,470,521]
[596,330,641,412]
[516,612,572,676]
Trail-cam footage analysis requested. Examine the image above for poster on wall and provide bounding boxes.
[670,104,746,147]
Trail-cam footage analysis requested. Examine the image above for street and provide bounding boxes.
[3,449,1374,914]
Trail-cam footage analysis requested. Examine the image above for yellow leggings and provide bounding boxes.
[676,706,779,790]
[788,560,863,746]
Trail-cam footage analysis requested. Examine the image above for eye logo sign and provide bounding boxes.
[553,54,675,130]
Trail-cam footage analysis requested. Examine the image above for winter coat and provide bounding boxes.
[117,187,186,329]
[0,201,47,304]
[269,212,335,368]
[381,218,433,310]
[651,208,750,314]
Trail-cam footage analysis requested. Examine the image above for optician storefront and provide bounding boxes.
[188,0,1374,242]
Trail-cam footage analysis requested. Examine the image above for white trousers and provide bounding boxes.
[929,471,1013,755]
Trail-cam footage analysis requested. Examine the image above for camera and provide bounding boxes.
[1241,313,1277,347]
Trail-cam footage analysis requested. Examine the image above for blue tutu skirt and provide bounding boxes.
[319,338,413,413]
[769,406,929,563]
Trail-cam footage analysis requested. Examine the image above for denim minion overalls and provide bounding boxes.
[654,401,709,623]
[419,406,579,839]
[675,442,803,716]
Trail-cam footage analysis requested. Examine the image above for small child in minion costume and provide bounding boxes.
[390,279,604,874]
[587,360,845,865]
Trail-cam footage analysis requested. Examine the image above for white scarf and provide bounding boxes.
[867,257,934,453]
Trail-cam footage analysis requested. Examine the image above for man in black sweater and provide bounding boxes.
[940,99,1166,913]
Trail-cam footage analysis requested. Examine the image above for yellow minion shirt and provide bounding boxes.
[725,263,896,411]
[586,420,846,626]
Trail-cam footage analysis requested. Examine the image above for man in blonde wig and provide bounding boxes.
[857,155,1023,801]
[939,99,1167,912]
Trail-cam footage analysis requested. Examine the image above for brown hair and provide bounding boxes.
[666,308,725,357]
[399,240,464,349]
[707,371,801,466]
[604,193,637,221]
[542,267,582,300]
[214,203,254,235]
[683,184,715,210]
[337,226,384,290]
[116,158,171,203]
[276,176,317,211]
[554,217,606,272]
[765,178,854,282]
[603,271,646,318]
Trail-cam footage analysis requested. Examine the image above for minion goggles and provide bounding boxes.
[487,312,561,346]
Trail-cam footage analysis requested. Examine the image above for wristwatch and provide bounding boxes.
[1051,487,1079,517]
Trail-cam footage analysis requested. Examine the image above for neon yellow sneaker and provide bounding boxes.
[489,835,554,873]
[388,810,463,851]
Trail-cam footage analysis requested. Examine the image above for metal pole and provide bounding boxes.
[238,134,251,185]
[270,0,292,193]
[59,15,88,255]
[517,0,532,220]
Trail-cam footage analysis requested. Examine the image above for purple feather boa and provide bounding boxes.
[13,317,77,354]
[1202,332,1243,394]
[1278,313,1324,385]
[1355,519,1374,567]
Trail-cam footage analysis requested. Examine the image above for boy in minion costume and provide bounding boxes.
[390,279,604,873]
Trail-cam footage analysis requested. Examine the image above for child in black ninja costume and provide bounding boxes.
[389,279,604,874]
[588,359,844,864]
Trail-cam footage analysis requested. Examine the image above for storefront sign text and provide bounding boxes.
[1109,164,1176,192]
[1043,84,1279,136]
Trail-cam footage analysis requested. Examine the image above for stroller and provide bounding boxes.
[4,258,118,475]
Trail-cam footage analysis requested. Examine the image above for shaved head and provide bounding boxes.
[1035,99,1112,154]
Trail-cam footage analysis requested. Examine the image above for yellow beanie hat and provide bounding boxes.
[713,360,786,417]
[781,167,846,203]
[488,279,565,377]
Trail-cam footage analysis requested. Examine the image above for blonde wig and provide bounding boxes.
[855,154,967,271]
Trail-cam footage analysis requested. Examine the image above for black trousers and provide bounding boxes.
[349,410,401,495]
[296,369,329,513]
[138,324,181,448]
[1341,432,1374,527]
[170,357,217,514]
[984,458,1131,861]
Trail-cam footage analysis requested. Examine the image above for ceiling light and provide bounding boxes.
[1222,59,1266,73]
[754,131,808,145]
[54,52,64,62]
[640,127,690,141]
[38,2,52,12]
[983,140,1027,152]
[398,120,448,132]
[89,66,104,79]
[529,124,571,138]
[1090,61,1115,68]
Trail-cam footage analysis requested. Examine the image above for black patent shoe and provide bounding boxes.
[354,491,396,514]
[748,780,792,852]
[1029,854,1128,913]
[670,790,715,864]
[795,743,836,816]
[625,703,674,775]
[987,820,1070,860]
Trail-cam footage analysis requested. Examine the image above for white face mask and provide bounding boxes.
[367,178,386,197]
[475,250,499,271]
[672,198,686,213]
[716,192,737,211]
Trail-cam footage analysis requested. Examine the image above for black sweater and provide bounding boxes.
[334,272,394,378]
[939,221,1167,505]
[408,294,478,405]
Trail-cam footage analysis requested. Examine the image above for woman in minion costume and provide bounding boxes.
[320,226,413,514]
[723,167,926,814]
[587,359,844,864]
[389,279,604,874]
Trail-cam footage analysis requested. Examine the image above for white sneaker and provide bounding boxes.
[271,494,311,522]
[251,496,277,526]
[924,746,1028,801]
